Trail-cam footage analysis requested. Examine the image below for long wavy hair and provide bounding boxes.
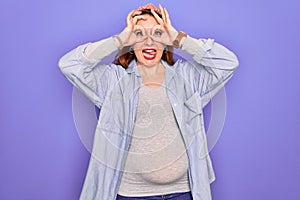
[114,9,174,69]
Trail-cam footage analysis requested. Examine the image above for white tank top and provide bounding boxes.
[117,82,191,197]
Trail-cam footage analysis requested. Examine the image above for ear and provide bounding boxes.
[129,46,134,54]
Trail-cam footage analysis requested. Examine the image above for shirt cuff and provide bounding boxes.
[83,36,118,61]
[76,43,98,67]
[181,36,215,62]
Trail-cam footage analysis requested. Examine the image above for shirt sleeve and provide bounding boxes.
[58,36,123,108]
[180,35,239,108]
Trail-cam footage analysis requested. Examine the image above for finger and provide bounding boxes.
[132,10,142,17]
[150,9,164,25]
[127,10,135,25]
[164,8,171,24]
[158,4,166,22]
[132,15,146,24]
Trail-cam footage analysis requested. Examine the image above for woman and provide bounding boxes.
[58,3,239,200]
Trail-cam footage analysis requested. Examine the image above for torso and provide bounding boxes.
[117,82,190,196]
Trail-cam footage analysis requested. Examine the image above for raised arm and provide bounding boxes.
[180,36,239,108]
[150,4,239,108]
[58,9,150,108]
[58,36,120,108]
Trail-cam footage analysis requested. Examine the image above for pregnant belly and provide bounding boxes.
[140,152,189,184]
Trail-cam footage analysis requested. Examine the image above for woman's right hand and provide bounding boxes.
[116,10,146,48]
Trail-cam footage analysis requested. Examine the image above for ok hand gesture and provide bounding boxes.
[116,10,147,48]
[150,4,179,46]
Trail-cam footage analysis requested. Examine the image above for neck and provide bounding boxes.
[137,62,164,77]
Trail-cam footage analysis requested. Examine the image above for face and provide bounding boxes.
[133,14,165,67]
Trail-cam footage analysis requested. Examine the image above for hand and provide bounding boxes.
[150,4,179,46]
[117,10,147,47]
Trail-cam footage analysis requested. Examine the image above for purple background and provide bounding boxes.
[1,0,299,199]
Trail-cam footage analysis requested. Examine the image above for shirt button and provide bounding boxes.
[173,103,177,107]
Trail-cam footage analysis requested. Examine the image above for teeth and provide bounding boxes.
[143,49,155,53]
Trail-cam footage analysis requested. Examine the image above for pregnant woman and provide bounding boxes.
[58,3,239,200]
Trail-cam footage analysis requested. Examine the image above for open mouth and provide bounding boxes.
[142,48,157,60]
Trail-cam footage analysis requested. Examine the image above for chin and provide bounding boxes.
[139,59,161,67]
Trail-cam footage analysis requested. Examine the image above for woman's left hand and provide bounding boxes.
[150,4,179,46]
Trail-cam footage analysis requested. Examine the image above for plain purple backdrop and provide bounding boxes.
[1,0,299,199]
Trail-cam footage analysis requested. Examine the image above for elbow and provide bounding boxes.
[232,53,239,71]
[213,42,240,71]
[58,51,66,68]
[58,51,73,75]
[58,56,68,76]
[58,57,64,71]
[227,49,239,71]
[57,45,79,73]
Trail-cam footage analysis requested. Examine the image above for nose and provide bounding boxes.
[145,35,153,46]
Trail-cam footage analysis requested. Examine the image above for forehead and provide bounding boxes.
[136,14,159,28]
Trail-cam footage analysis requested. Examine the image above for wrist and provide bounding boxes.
[113,35,123,50]
[172,30,187,49]
[118,28,131,47]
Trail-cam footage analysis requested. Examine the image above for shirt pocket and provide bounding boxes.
[183,91,203,132]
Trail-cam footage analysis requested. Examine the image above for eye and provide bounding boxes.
[135,30,143,36]
[154,29,163,36]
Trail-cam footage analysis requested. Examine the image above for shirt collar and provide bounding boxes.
[126,59,140,76]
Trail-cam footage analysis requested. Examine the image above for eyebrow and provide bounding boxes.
[134,29,143,33]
